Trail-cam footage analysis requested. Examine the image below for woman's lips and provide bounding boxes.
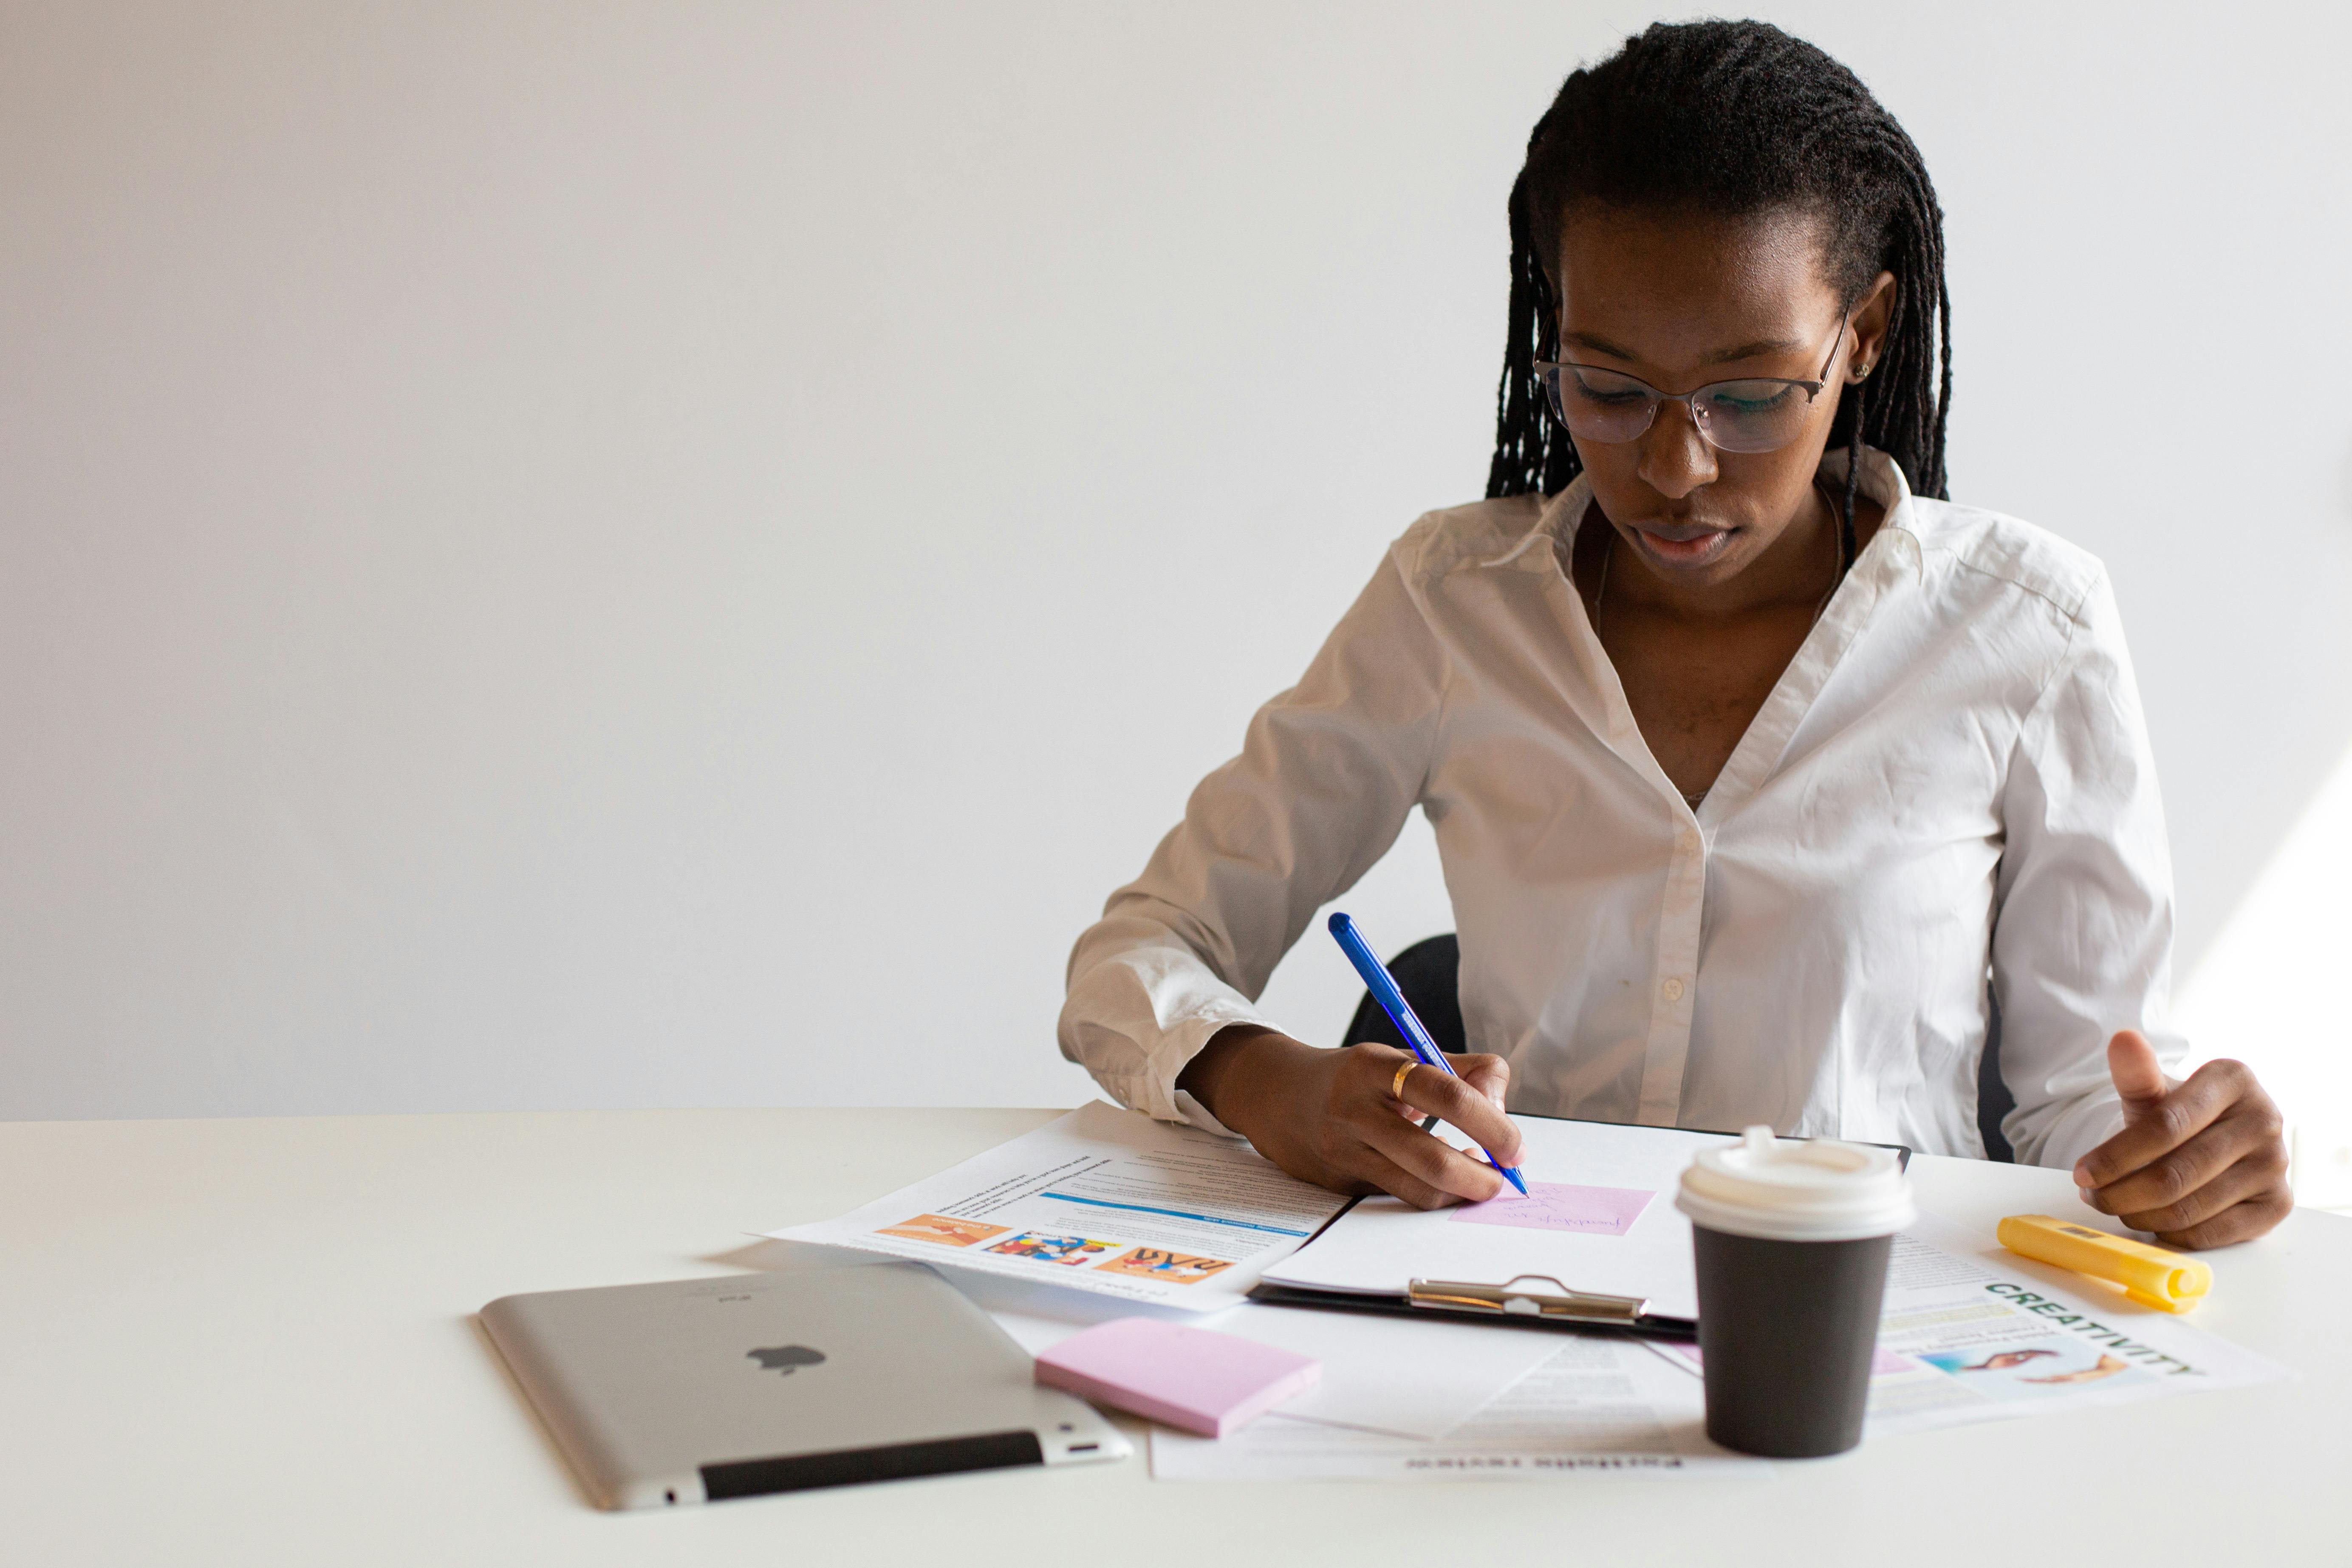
[1631,525,1733,567]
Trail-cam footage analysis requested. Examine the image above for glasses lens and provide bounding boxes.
[1544,364,1659,444]
[1691,379,1818,454]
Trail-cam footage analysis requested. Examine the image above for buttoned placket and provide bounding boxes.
[1527,477,1918,1128]
[1638,813,1707,1124]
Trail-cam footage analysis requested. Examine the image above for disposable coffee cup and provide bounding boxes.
[1675,1126,1914,1458]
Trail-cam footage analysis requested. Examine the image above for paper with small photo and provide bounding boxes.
[766,1101,1350,1311]
[1858,1215,2286,1434]
[1638,1215,2287,1438]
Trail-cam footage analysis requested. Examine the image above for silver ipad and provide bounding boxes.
[481,1247,1128,1509]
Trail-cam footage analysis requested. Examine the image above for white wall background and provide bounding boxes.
[6,2,2350,1144]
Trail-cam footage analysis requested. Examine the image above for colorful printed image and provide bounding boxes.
[1095,1246,1234,1284]
[875,1214,1009,1249]
[986,1231,1119,1266]
[1928,1348,2064,1374]
[1919,1345,2145,1396]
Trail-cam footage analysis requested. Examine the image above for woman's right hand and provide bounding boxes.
[1175,1025,1523,1208]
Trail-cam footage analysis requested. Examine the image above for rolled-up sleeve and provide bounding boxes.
[1059,529,1447,1130]
[1991,568,2185,1169]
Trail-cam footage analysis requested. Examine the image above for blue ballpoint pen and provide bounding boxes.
[1327,912,1529,1195]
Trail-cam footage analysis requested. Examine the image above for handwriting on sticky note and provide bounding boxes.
[1448,1182,1656,1236]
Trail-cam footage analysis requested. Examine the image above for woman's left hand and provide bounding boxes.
[2072,1030,2293,1249]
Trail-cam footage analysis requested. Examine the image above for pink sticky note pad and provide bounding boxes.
[1033,1318,1320,1438]
[1450,1181,1656,1235]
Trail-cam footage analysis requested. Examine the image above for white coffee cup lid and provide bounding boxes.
[1675,1126,1915,1242]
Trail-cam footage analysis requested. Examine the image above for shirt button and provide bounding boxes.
[1662,978,1686,1003]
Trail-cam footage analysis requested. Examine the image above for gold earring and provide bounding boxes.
[1854,362,1873,381]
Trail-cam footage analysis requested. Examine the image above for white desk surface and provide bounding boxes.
[5,1107,2345,1566]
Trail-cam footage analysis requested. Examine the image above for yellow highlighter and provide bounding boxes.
[1997,1215,2212,1313]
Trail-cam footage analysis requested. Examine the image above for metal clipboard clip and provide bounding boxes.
[1406,1274,1650,1325]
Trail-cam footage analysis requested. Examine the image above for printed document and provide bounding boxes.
[1825,1213,2283,1436]
[767,1102,1348,1311]
[1156,1215,2286,1480]
[1153,1335,1755,1480]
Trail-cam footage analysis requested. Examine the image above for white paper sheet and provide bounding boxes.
[1865,1213,2285,1431]
[1638,1215,2287,1438]
[766,1102,1348,1311]
[1262,1117,1733,1320]
[1151,1335,1759,1480]
[949,1267,1568,1439]
[1160,1216,2288,1481]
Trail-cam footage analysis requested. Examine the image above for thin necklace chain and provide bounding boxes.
[1588,486,1850,810]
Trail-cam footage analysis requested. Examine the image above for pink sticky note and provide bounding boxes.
[1033,1317,1320,1438]
[1450,1181,1656,1235]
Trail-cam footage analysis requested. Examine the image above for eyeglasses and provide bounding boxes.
[1535,308,1853,455]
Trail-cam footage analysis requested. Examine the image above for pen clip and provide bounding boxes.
[1406,1274,1650,1325]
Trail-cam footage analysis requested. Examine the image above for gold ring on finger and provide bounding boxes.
[1391,1059,1415,1102]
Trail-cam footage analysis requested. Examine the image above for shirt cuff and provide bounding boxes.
[1146,1005,1282,1131]
[1173,1089,1245,1139]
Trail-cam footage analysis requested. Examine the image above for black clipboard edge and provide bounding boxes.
[1244,1281,1698,1341]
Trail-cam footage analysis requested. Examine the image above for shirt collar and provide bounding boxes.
[1476,446,1925,578]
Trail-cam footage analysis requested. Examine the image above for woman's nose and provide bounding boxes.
[1634,399,1718,499]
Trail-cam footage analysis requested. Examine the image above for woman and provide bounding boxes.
[1059,21,2290,1248]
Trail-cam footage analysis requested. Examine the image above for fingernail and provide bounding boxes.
[2077,1186,2095,1206]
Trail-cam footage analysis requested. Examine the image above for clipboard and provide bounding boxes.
[1248,1113,1908,1339]
[1248,1274,1700,1338]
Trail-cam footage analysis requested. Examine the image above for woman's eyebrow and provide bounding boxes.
[1705,335,1807,364]
[1563,330,1809,365]
[1561,330,1642,361]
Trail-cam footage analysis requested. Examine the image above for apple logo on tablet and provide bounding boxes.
[747,1345,826,1376]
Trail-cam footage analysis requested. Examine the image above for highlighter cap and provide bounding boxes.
[1677,1126,1915,1242]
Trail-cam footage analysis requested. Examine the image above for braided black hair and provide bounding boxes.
[1486,19,1952,555]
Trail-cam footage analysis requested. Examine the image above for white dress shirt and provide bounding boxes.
[1059,450,2182,1168]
